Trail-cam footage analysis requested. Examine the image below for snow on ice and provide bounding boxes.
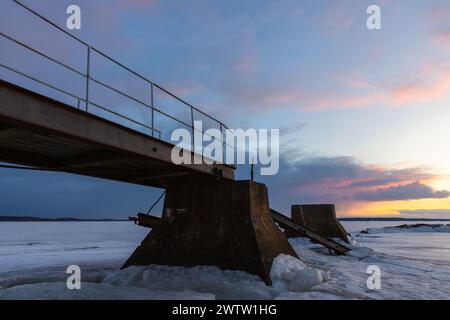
[0,221,450,300]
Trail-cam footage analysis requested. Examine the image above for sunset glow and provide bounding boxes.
[1,0,450,218]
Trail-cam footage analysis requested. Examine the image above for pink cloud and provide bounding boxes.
[388,63,450,106]
[296,60,450,112]
[222,60,450,113]
[218,44,450,114]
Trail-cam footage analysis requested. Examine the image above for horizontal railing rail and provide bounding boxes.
[0,0,236,165]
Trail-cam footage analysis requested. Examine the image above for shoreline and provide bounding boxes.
[0,216,128,222]
[1,216,450,222]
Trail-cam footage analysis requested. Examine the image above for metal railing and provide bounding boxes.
[0,0,232,164]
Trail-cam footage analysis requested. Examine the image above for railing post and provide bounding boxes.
[220,123,225,164]
[5,0,232,158]
[150,83,155,137]
[191,107,195,153]
[85,46,91,112]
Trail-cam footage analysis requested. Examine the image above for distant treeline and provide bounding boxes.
[1,215,449,222]
[0,216,127,222]
[339,217,450,221]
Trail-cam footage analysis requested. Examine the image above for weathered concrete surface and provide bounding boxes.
[0,80,234,187]
[123,180,298,285]
[287,205,349,243]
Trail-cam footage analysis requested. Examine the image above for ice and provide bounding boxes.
[1,221,450,299]
[0,255,327,300]
[0,221,148,273]
[362,224,450,234]
[270,254,326,291]
[102,264,276,300]
[0,282,213,300]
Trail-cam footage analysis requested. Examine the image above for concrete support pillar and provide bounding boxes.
[123,180,298,285]
[288,204,349,243]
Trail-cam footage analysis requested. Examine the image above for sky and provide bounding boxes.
[1,0,450,218]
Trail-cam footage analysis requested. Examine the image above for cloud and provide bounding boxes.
[302,60,450,111]
[277,156,432,186]
[354,181,450,201]
[387,63,450,106]
[263,155,448,213]
[218,57,450,115]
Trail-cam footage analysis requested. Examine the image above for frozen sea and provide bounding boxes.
[0,220,449,300]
